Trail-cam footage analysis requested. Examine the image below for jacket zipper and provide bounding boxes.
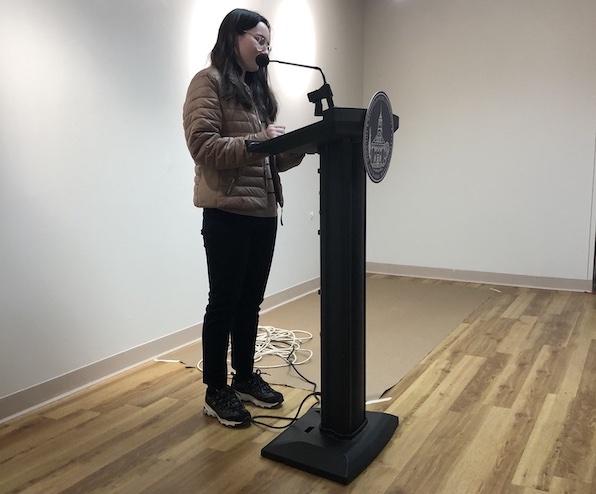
[225,177,236,195]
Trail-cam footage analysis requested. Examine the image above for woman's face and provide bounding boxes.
[235,21,271,73]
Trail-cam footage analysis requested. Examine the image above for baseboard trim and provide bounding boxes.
[366,262,592,292]
[6,265,584,424]
[0,277,320,424]
[0,323,202,424]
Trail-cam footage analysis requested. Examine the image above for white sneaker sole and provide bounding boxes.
[234,391,283,409]
[203,403,250,428]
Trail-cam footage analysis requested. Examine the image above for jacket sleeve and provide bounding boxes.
[276,151,306,172]
[183,72,268,170]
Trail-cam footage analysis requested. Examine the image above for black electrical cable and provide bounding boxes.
[251,391,321,429]
[284,345,319,403]
[250,346,321,429]
[190,333,321,430]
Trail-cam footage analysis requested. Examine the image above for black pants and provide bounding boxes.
[201,208,277,388]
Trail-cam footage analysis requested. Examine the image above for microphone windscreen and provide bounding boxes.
[255,54,270,67]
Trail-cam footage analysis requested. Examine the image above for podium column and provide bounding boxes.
[257,107,398,485]
[319,137,367,437]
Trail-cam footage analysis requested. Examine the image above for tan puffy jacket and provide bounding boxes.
[182,67,304,212]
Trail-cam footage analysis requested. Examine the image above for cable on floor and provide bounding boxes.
[171,325,321,430]
[195,325,314,372]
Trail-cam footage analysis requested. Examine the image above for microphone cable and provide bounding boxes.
[250,345,321,429]
[194,325,321,429]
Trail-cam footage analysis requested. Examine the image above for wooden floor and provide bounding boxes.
[1,279,595,493]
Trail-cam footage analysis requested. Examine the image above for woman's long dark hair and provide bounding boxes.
[210,9,278,123]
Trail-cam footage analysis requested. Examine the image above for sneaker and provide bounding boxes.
[204,385,251,428]
[231,371,284,408]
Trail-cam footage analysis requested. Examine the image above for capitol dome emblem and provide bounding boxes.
[363,91,394,183]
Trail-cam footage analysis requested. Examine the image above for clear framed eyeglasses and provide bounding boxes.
[244,32,271,52]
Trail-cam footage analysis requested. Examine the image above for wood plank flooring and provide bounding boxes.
[1,278,595,493]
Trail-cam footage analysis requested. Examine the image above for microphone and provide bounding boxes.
[255,53,270,67]
[255,54,327,85]
[255,54,334,116]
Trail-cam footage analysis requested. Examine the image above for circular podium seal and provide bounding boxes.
[363,91,394,183]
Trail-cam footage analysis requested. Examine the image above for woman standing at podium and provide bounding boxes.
[183,8,304,428]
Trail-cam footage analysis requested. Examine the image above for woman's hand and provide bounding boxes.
[265,124,286,139]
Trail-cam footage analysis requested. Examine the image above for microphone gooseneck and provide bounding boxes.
[255,54,327,85]
[254,53,334,116]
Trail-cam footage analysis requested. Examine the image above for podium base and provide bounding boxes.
[261,408,398,484]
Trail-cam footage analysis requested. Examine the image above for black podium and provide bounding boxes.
[247,107,399,484]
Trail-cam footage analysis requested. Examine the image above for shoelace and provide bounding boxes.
[213,387,243,408]
[249,371,274,394]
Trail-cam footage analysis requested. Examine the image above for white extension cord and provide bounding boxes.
[195,325,313,373]
[158,326,392,405]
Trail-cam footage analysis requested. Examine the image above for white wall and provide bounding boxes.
[4,0,593,403]
[364,0,596,281]
[0,0,363,399]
